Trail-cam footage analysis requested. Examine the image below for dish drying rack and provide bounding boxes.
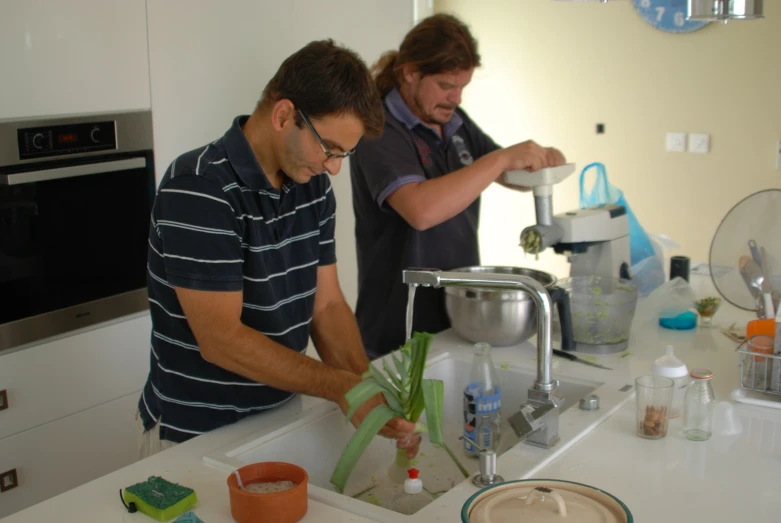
[732,340,781,410]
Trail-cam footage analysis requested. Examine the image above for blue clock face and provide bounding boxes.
[632,0,710,34]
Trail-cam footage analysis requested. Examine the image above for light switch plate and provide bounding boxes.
[689,133,710,154]
[666,132,686,152]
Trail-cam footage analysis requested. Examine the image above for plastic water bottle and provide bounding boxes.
[463,342,501,457]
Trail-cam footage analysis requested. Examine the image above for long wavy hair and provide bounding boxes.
[374,14,481,98]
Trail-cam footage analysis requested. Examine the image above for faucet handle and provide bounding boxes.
[458,434,489,453]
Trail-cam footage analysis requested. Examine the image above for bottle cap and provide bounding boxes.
[404,468,423,494]
[690,369,713,380]
[651,345,688,378]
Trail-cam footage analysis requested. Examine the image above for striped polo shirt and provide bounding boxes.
[137,115,336,443]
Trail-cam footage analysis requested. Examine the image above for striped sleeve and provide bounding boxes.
[153,174,245,291]
[318,177,337,266]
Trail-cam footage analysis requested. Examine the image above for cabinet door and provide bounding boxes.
[0,0,151,119]
[0,392,141,519]
[0,313,151,440]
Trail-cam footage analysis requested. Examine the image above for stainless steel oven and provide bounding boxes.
[0,110,155,353]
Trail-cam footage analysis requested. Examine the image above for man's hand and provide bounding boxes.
[500,140,566,174]
[338,377,422,459]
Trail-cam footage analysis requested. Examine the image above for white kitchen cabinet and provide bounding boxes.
[0,392,140,519]
[0,0,151,120]
[0,313,151,440]
[0,312,151,518]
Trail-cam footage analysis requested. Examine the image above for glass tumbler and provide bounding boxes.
[636,375,674,439]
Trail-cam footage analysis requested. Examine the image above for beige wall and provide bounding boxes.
[435,0,781,278]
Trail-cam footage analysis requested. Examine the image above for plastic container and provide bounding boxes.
[635,375,674,439]
[227,462,308,523]
[659,311,697,330]
[651,345,689,418]
[463,343,502,457]
[389,468,435,515]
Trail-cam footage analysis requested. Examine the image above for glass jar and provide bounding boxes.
[683,369,716,441]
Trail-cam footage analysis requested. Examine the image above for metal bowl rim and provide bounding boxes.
[443,265,557,300]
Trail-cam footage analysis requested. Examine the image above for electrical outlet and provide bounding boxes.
[666,132,686,153]
[688,133,710,154]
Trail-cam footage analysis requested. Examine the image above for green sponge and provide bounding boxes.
[123,476,198,522]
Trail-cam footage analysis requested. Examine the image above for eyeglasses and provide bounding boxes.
[297,108,356,160]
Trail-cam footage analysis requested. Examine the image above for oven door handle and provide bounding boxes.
[0,157,147,186]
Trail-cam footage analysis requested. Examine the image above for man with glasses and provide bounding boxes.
[136,40,421,458]
[351,14,568,359]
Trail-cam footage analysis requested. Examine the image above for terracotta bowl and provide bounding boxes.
[227,462,308,523]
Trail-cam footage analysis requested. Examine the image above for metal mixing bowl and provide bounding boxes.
[444,266,557,347]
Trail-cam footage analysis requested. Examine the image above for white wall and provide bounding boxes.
[147,0,415,308]
[436,0,781,279]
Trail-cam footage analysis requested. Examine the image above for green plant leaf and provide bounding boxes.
[365,365,404,414]
[330,404,396,493]
[383,359,404,390]
[422,379,445,445]
[408,332,432,407]
[344,379,390,423]
[392,353,409,383]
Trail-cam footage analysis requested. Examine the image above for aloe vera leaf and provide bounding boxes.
[392,353,410,383]
[344,379,392,423]
[366,362,404,398]
[421,379,445,445]
[383,359,404,390]
[408,390,426,423]
[330,404,396,493]
[408,332,432,403]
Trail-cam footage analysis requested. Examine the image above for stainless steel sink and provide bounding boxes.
[203,351,631,522]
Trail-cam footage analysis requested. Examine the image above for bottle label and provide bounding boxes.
[463,383,501,454]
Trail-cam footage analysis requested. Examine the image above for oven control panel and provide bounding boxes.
[17,120,117,160]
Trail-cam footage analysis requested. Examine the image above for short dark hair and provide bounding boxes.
[374,14,481,98]
[259,40,384,138]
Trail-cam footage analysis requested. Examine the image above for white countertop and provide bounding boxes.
[3,275,779,523]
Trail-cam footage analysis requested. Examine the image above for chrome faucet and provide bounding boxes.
[403,268,561,449]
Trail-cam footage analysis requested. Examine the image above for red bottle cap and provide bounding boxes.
[407,468,419,479]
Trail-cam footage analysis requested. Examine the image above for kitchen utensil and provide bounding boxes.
[444,266,574,349]
[552,348,612,370]
[710,189,781,315]
[461,479,632,523]
[740,258,775,318]
[749,239,763,267]
[760,246,781,313]
[227,462,308,523]
[557,276,638,354]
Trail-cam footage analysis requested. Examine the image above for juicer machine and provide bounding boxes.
[505,164,631,280]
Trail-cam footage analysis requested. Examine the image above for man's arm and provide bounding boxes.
[175,285,419,448]
[310,264,370,375]
[387,141,565,231]
[175,286,359,406]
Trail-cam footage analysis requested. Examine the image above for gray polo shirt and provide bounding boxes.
[350,88,500,359]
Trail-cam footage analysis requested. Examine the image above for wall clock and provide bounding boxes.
[631,0,710,33]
